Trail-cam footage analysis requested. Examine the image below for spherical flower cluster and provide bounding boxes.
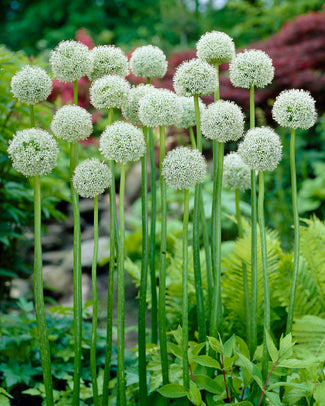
[223,153,251,192]
[196,31,235,65]
[238,127,282,172]
[121,84,154,126]
[229,50,274,89]
[138,88,183,127]
[51,105,93,143]
[89,45,129,80]
[272,89,317,130]
[201,100,244,142]
[130,45,167,78]
[10,65,52,105]
[100,121,146,164]
[73,158,112,198]
[8,128,58,177]
[175,96,205,129]
[50,40,93,82]
[173,59,218,97]
[162,147,207,190]
[90,75,130,110]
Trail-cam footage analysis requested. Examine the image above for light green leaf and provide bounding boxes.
[265,391,282,406]
[167,342,182,359]
[277,359,315,368]
[235,336,250,359]
[223,335,236,357]
[22,388,41,396]
[279,333,293,358]
[187,381,202,406]
[265,330,279,363]
[189,342,206,359]
[207,336,223,354]
[158,384,186,398]
[314,381,325,403]
[0,394,10,406]
[192,355,220,369]
[193,374,223,395]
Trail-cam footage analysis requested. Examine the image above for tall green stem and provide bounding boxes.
[117,164,126,406]
[182,189,190,391]
[34,175,54,406]
[193,94,206,342]
[286,128,299,334]
[159,126,169,384]
[189,126,197,149]
[90,196,99,406]
[148,126,158,344]
[258,171,270,379]
[139,127,149,405]
[30,105,35,127]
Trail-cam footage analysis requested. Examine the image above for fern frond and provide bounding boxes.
[293,315,325,361]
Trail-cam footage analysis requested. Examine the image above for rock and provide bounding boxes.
[10,279,30,299]
[80,237,110,269]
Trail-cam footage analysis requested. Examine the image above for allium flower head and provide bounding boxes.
[272,89,317,130]
[162,147,207,190]
[173,58,218,97]
[223,152,251,192]
[130,45,167,78]
[138,88,183,127]
[100,121,146,164]
[238,127,282,172]
[73,158,112,198]
[175,96,205,129]
[50,40,93,82]
[90,75,130,110]
[121,84,155,126]
[51,105,93,143]
[89,45,129,80]
[10,65,52,105]
[196,31,235,65]
[229,50,274,89]
[8,128,58,177]
[201,100,244,142]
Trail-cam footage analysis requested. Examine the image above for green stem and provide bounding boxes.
[189,126,197,149]
[33,175,54,406]
[146,77,151,85]
[148,126,158,344]
[159,126,169,384]
[214,64,219,101]
[74,80,78,105]
[250,85,255,128]
[258,171,270,379]
[117,164,126,406]
[30,104,35,127]
[286,128,299,334]
[139,127,149,405]
[182,189,190,391]
[91,196,99,406]
[210,142,224,337]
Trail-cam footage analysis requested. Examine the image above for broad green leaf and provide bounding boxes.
[158,384,186,398]
[167,342,182,359]
[192,355,220,369]
[0,394,10,406]
[277,359,315,368]
[22,388,41,396]
[236,352,254,388]
[193,374,223,395]
[314,381,325,403]
[229,402,254,406]
[268,382,310,391]
[235,336,250,359]
[187,381,202,406]
[0,390,11,399]
[189,342,206,359]
[207,336,223,354]
[265,330,279,363]
[223,335,236,357]
[223,355,234,370]
[279,333,293,358]
[265,391,281,406]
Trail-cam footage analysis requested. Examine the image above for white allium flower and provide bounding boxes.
[90,75,130,110]
[10,65,52,105]
[8,128,58,177]
[73,158,112,198]
[201,100,244,142]
[223,152,251,192]
[272,89,317,130]
[100,121,146,164]
[238,127,282,172]
[173,58,218,97]
[138,88,183,127]
[162,147,207,190]
[89,45,129,80]
[196,31,235,65]
[130,45,167,78]
[50,40,93,82]
[229,50,274,89]
[175,96,205,129]
[51,105,93,143]
[121,84,155,126]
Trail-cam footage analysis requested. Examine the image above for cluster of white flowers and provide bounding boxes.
[201,100,244,142]
[50,40,93,82]
[173,58,218,97]
[138,88,183,127]
[175,97,205,129]
[73,158,112,198]
[121,84,154,126]
[223,153,251,192]
[90,75,130,110]
[51,105,93,143]
[238,127,282,172]
[130,45,167,78]
[196,31,235,65]
[162,147,207,190]
[89,45,129,80]
[229,49,274,89]
[272,89,317,130]
[8,128,58,177]
[100,121,146,164]
[11,66,52,105]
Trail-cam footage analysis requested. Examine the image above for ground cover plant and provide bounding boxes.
[1,23,325,406]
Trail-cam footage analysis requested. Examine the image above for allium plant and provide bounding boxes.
[122,84,155,126]
[196,31,235,65]
[89,45,129,80]
[130,45,167,79]
[90,74,130,111]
